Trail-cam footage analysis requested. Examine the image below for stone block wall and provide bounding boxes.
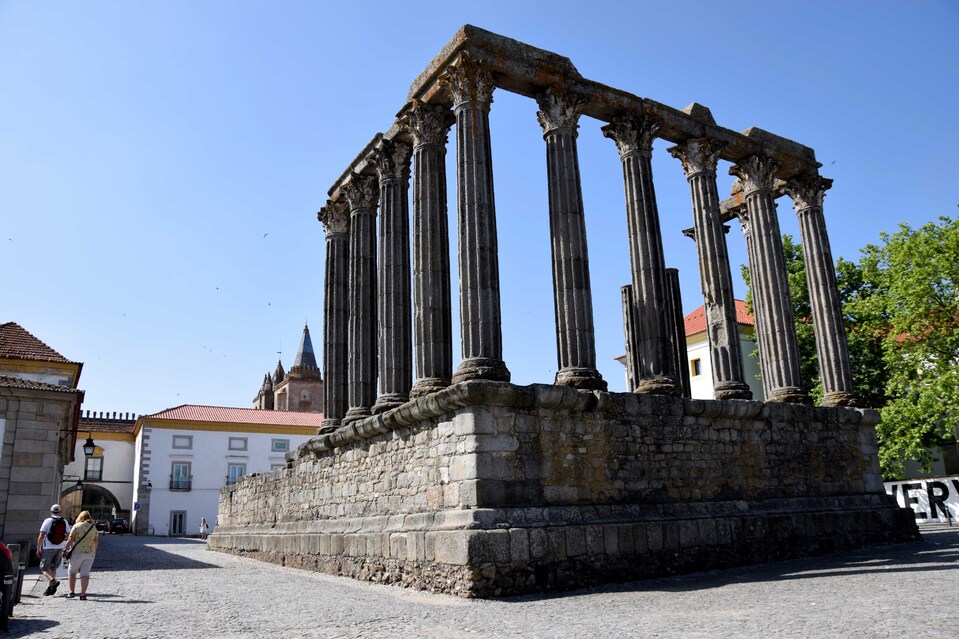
[209,381,918,596]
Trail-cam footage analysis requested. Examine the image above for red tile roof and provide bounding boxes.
[0,375,83,394]
[142,404,324,426]
[684,300,755,337]
[0,322,77,364]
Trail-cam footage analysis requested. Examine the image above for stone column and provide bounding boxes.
[536,87,606,390]
[730,156,809,404]
[319,200,349,432]
[620,285,639,392]
[405,101,456,398]
[602,115,679,395]
[342,172,378,424]
[664,268,691,398]
[372,140,413,414]
[443,56,510,384]
[668,138,752,400]
[736,210,773,400]
[784,174,859,406]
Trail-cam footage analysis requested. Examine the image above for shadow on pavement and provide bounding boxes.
[93,536,220,572]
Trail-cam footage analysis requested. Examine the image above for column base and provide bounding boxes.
[555,367,607,391]
[410,377,451,399]
[635,375,682,396]
[452,358,511,384]
[317,419,341,435]
[713,381,753,401]
[821,391,861,407]
[767,387,812,404]
[372,393,409,414]
[341,406,372,426]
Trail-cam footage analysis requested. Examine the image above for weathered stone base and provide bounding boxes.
[209,495,917,597]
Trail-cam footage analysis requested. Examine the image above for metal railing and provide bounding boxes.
[169,475,192,490]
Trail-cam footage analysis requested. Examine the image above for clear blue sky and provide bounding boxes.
[2,1,957,416]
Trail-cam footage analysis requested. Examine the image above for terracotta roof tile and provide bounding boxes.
[142,404,324,427]
[0,322,77,364]
[684,300,754,337]
[0,375,83,394]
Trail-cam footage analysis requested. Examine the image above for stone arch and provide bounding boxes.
[59,483,122,522]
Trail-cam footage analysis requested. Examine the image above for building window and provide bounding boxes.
[170,462,192,490]
[691,358,703,377]
[227,463,246,485]
[271,439,289,453]
[84,456,103,482]
[172,435,193,449]
[228,437,248,451]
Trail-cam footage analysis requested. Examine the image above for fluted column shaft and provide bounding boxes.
[785,175,858,406]
[443,57,510,384]
[665,268,691,398]
[319,201,350,432]
[372,141,413,413]
[342,173,378,424]
[620,285,639,392]
[731,156,809,404]
[406,101,455,398]
[669,138,752,400]
[537,88,605,390]
[603,115,679,394]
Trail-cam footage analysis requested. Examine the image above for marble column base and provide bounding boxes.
[636,375,682,396]
[714,381,753,401]
[555,367,607,391]
[821,391,861,407]
[342,406,372,426]
[317,419,341,435]
[410,377,451,399]
[452,358,511,384]
[372,393,409,414]
[767,387,812,404]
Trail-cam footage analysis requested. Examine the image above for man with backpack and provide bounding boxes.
[37,504,71,596]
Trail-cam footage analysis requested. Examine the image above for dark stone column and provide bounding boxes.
[668,138,752,400]
[730,156,809,404]
[342,172,378,424]
[536,87,606,390]
[620,285,639,392]
[664,267,692,398]
[318,200,349,433]
[372,140,413,414]
[405,101,456,398]
[442,56,510,384]
[602,115,679,395]
[784,174,859,407]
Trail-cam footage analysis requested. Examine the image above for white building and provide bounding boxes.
[683,300,764,400]
[60,412,137,522]
[131,405,322,537]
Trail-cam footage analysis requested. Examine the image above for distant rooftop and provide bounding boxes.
[0,374,82,394]
[684,300,754,336]
[0,322,78,364]
[142,404,324,427]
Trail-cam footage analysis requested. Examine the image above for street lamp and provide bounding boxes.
[74,480,83,492]
[82,433,96,457]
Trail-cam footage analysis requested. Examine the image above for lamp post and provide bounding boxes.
[82,433,96,457]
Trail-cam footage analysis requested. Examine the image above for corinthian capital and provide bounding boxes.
[372,139,412,182]
[782,174,833,212]
[404,100,454,148]
[667,137,724,177]
[318,200,350,236]
[729,155,781,195]
[440,54,494,107]
[342,172,378,212]
[601,113,660,157]
[535,86,584,135]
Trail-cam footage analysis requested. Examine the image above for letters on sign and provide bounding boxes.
[885,476,959,523]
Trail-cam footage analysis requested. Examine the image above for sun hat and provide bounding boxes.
[50,504,61,513]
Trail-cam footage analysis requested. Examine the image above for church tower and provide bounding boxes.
[254,325,323,413]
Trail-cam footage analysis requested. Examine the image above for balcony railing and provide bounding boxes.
[169,475,192,491]
[84,469,103,482]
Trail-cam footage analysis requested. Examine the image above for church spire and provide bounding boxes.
[273,358,285,384]
[292,323,318,370]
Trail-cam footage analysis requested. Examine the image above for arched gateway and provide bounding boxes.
[209,26,918,597]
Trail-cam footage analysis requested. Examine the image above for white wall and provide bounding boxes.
[686,333,765,401]
[885,476,959,523]
[137,425,310,537]
[62,436,135,514]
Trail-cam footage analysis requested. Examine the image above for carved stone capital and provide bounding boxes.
[729,155,781,195]
[667,137,724,177]
[342,172,378,212]
[601,113,660,157]
[783,174,833,212]
[318,200,349,236]
[404,100,454,148]
[373,139,412,182]
[441,54,494,107]
[535,86,584,135]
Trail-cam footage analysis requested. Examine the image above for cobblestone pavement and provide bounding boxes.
[8,525,959,638]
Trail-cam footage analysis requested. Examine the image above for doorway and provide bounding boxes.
[170,511,186,536]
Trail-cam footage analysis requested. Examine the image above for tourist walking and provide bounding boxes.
[63,510,99,600]
[37,504,71,596]
[199,517,208,540]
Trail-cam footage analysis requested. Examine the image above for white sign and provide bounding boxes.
[885,476,959,523]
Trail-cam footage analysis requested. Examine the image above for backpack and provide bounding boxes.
[48,517,67,544]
